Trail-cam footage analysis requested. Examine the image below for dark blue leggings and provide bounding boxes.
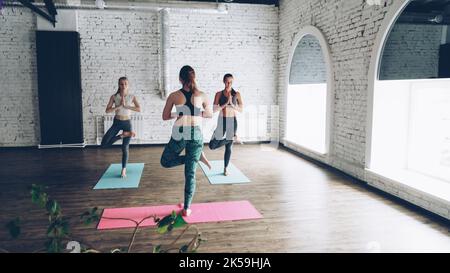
[208,116,237,168]
[101,118,132,168]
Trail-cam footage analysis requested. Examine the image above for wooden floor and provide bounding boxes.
[1,144,449,253]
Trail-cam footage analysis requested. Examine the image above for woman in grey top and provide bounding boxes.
[101,76,141,178]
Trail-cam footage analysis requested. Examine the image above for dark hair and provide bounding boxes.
[179,65,198,93]
[116,76,128,95]
[223,73,233,82]
[223,73,236,95]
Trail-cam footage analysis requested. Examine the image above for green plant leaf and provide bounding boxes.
[153,245,161,253]
[171,210,177,218]
[172,214,187,229]
[47,222,61,238]
[82,218,91,225]
[81,207,100,225]
[46,199,60,216]
[38,193,48,208]
[45,238,63,253]
[61,218,70,236]
[157,224,168,234]
[31,184,48,208]
[47,225,56,238]
[30,184,42,203]
[5,218,21,239]
[47,218,70,238]
[157,214,173,228]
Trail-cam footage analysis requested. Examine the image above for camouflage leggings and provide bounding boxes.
[160,126,203,209]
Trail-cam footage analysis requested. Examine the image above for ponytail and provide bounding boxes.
[179,65,198,93]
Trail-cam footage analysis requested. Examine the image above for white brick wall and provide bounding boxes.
[0,3,279,146]
[168,5,279,141]
[77,10,164,144]
[380,23,442,80]
[0,8,40,146]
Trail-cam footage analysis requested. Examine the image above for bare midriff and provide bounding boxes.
[174,115,202,127]
[114,114,130,121]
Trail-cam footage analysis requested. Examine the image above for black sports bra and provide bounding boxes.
[176,89,202,117]
[219,89,237,107]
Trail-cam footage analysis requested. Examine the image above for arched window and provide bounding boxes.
[284,27,333,155]
[368,0,450,195]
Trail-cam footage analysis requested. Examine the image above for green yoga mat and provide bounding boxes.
[94,163,144,189]
[199,160,250,184]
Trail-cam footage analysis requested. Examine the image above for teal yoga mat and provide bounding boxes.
[199,160,250,184]
[94,163,144,189]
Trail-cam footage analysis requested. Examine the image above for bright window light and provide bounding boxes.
[370,79,450,200]
[407,80,450,182]
[286,83,327,154]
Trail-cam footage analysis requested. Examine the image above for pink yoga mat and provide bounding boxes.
[97,200,262,230]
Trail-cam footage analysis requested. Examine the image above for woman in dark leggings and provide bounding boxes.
[101,77,141,178]
[208,74,244,176]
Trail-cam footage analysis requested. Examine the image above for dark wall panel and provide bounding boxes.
[36,31,83,145]
[439,43,450,78]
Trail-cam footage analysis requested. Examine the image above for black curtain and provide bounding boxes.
[36,31,83,145]
[439,43,450,78]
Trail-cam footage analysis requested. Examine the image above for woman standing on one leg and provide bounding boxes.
[208,74,244,176]
[160,65,212,217]
[101,76,141,178]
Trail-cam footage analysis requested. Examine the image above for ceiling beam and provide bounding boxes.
[17,0,56,26]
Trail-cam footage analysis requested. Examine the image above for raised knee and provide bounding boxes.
[160,157,169,168]
[208,141,216,150]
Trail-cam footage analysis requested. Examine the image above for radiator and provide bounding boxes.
[97,115,143,145]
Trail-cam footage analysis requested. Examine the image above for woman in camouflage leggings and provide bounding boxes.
[160,65,212,217]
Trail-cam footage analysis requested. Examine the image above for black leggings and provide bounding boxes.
[208,116,237,168]
[101,118,132,168]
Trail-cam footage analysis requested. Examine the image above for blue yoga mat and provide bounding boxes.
[199,160,250,184]
[94,163,145,189]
